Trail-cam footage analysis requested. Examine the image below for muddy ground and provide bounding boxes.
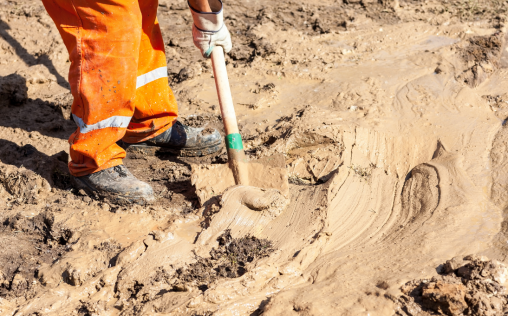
[1,0,508,315]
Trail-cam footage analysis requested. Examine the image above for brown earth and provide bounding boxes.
[396,255,508,316]
[1,0,508,315]
[176,229,274,289]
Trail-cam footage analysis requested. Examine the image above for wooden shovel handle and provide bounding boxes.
[210,46,249,185]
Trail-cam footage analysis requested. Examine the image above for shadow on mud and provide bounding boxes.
[0,19,69,89]
[0,73,75,140]
[0,139,71,189]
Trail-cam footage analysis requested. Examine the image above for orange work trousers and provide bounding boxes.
[42,0,178,177]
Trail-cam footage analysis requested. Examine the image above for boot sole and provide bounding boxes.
[70,176,155,206]
[122,143,223,157]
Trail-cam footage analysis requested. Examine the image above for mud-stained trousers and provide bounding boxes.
[41,0,178,177]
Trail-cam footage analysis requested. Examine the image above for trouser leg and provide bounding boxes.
[41,0,178,176]
[122,0,178,143]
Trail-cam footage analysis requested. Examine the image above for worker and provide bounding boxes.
[40,0,232,204]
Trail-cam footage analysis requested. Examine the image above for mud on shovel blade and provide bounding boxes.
[211,46,249,185]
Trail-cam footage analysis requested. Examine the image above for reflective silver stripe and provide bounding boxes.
[136,67,168,89]
[72,114,131,134]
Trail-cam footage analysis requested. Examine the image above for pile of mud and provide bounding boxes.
[396,255,508,316]
[172,230,274,292]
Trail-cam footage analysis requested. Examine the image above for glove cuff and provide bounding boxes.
[188,0,224,32]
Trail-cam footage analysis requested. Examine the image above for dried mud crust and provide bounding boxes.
[399,0,507,26]
[160,0,400,79]
[395,255,508,316]
[159,0,505,91]
[157,0,464,97]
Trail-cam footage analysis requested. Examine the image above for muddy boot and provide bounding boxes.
[119,121,223,157]
[71,165,155,205]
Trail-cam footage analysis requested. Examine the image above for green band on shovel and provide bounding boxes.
[204,45,215,58]
[226,133,244,150]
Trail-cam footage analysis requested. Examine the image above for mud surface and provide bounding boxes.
[1,0,508,314]
[0,211,67,300]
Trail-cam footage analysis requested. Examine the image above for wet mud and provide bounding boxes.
[0,211,66,300]
[1,0,508,314]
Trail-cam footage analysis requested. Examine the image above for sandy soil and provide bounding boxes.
[0,0,508,314]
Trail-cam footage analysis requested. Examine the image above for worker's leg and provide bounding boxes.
[118,0,223,157]
[122,0,178,143]
[41,0,143,177]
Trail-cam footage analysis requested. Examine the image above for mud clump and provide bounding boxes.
[252,38,277,58]
[483,93,508,120]
[77,300,108,316]
[396,255,508,316]
[458,32,505,87]
[175,230,275,289]
[0,166,51,204]
[174,62,202,83]
[93,240,122,266]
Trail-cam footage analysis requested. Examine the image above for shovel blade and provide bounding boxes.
[191,154,289,206]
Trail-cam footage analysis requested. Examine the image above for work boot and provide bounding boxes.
[119,120,223,157]
[71,165,155,205]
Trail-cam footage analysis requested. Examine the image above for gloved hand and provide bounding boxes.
[188,0,232,58]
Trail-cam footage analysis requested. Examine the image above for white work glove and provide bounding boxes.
[188,0,232,58]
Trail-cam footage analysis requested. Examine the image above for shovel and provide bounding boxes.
[210,46,249,186]
[190,46,289,210]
